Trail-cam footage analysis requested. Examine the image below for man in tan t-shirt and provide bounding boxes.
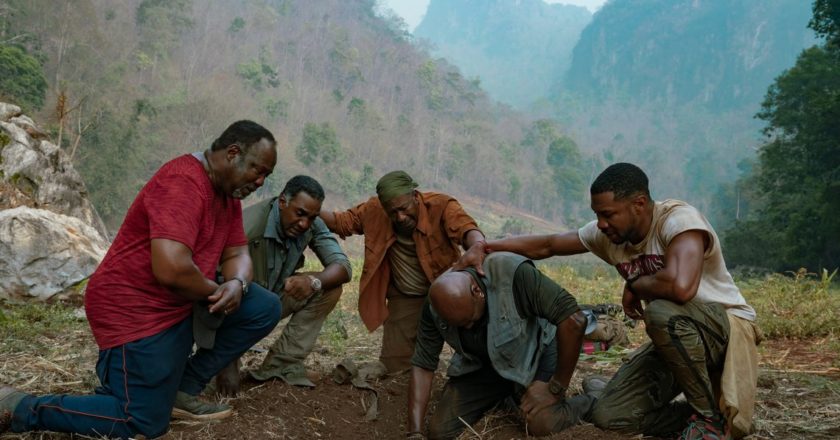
[457,163,760,439]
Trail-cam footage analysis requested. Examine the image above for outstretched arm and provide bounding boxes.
[456,231,589,275]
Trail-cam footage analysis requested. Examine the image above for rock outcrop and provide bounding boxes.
[0,207,108,300]
[0,101,109,300]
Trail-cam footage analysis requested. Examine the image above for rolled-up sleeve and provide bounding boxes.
[410,300,445,371]
[330,198,372,238]
[512,262,580,324]
[442,199,481,245]
[309,218,352,279]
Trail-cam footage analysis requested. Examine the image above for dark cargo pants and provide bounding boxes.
[590,299,730,437]
[428,342,593,439]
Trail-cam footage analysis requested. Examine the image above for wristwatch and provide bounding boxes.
[548,377,567,398]
[307,275,323,293]
[231,276,248,296]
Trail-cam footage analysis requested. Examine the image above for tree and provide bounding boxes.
[296,122,342,166]
[0,45,47,110]
[723,1,840,271]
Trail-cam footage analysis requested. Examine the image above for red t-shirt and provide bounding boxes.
[85,154,247,349]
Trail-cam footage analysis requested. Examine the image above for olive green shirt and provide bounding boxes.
[244,198,351,293]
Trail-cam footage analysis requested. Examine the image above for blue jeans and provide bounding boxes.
[11,283,280,438]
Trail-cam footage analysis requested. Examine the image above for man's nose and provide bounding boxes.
[597,218,608,230]
[254,175,266,187]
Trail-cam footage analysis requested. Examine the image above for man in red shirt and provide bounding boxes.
[0,120,281,439]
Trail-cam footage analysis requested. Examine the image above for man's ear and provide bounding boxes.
[278,193,288,209]
[226,143,242,161]
[631,193,647,211]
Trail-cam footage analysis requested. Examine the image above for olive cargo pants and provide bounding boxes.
[590,299,730,437]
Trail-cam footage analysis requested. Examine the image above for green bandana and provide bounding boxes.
[376,170,418,203]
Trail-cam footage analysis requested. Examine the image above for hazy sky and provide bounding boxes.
[382,0,607,31]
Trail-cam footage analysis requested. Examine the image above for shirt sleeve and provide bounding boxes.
[410,299,445,371]
[226,200,247,248]
[143,174,205,252]
[442,199,481,245]
[578,220,613,264]
[309,217,352,279]
[660,205,713,256]
[330,198,373,238]
[512,262,580,324]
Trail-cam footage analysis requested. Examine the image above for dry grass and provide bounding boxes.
[1,259,839,439]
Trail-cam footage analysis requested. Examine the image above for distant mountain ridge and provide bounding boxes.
[565,0,816,110]
[415,0,591,108]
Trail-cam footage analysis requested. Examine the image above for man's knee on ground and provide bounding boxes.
[590,400,640,434]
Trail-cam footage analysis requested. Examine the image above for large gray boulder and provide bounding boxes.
[0,101,110,300]
[0,102,108,238]
[0,207,108,300]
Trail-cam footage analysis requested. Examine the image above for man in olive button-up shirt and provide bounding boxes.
[215,176,351,394]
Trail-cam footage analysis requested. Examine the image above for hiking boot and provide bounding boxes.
[679,414,732,440]
[170,391,232,420]
[582,375,610,400]
[1,386,28,433]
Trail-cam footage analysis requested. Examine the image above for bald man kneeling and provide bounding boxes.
[406,252,594,439]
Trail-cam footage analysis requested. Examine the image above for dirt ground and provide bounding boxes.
[2,300,839,440]
[154,336,840,440]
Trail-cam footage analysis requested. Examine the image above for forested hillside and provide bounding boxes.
[554,0,816,219]
[415,0,591,108]
[721,0,840,272]
[0,0,589,231]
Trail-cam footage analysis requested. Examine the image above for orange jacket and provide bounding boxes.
[331,192,480,331]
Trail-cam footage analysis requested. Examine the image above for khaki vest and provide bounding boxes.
[430,252,556,386]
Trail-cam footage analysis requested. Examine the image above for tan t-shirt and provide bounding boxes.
[578,199,755,321]
[387,230,432,296]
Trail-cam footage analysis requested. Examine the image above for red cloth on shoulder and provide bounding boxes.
[85,154,247,349]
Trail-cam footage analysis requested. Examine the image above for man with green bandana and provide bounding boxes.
[320,171,485,372]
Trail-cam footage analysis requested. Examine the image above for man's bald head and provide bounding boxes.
[429,271,484,328]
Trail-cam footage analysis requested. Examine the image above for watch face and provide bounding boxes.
[311,277,322,290]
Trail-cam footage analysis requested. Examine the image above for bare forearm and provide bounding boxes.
[486,234,558,260]
[462,229,486,250]
[631,262,698,304]
[219,253,252,284]
[316,262,351,290]
[158,263,218,301]
[408,366,435,434]
[552,311,586,388]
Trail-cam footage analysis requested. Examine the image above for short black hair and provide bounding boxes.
[211,120,276,152]
[281,175,325,202]
[590,163,651,200]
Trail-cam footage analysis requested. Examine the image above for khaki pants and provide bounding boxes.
[251,284,342,379]
[379,287,426,372]
[590,299,730,437]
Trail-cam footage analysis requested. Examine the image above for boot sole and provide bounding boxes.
[171,407,233,420]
